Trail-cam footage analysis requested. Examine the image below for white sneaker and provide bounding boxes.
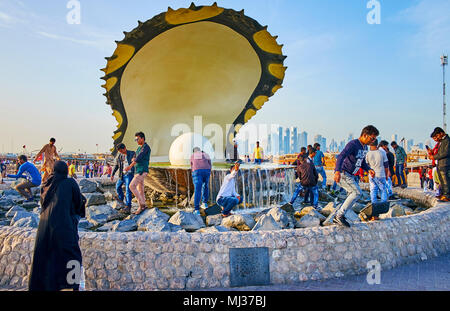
[201,203,208,209]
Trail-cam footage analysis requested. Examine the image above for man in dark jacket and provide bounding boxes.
[111,143,135,214]
[430,127,450,201]
[288,148,319,208]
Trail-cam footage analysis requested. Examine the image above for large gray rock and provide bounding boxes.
[267,207,295,229]
[295,206,326,222]
[320,202,336,217]
[111,219,138,232]
[253,208,271,223]
[134,208,170,226]
[78,219,95,230]
[86,204,120,226]
[0,198,15,210]
[138,221,183,232]
[10,211,39,226]
[0,220,10,226]
[295,212,321,228]
[84,193,106,206]
[96,220,120,232]
[344,209,361,224]
[198,226,234,233]
[1,189,20,197]
[352,203,366,213]
[221,214,255,231]
[252,214,282,231]
[5,206,26,218]
[319,190,334,202]
[21,201,40,209]
[13,216,38,228]
[104,191,113,202]
[379,204,407,219]
[206,214,223,227]
[79,179,98,193]
[169,211,205,232]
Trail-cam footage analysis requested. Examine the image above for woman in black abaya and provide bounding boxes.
[29,161,86,291]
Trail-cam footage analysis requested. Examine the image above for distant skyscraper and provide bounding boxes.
[291,127,298,153]
[284,128,290,155]
[407,139,414,152]
[391,134,398,143]
[278,126,283,155]
[299,131,308,148]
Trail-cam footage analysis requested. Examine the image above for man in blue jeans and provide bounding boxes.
[7,155,41,201]
[334,125,378,227]
[288,148,319,209]
[111,143,135,214]
[190,147,212,215]
[391,141,407,188]
[216,162,241,217]
[313,143,327,189]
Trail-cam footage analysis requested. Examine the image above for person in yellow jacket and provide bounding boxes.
[252,141,264,165]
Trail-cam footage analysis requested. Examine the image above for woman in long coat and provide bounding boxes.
[29,161,86,291]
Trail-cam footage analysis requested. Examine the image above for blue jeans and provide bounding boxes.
[254,158,262,165]
[386,177,393,196]
[336,172,363,218]
[315,166,327,188]
[116,174,133,207]
[217,196,241,215]
[290,184,318,207]
[395,164,406,186]
[192,169,211,210]
[369,176,388,203]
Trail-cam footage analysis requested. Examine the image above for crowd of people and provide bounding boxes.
[2,125,449,290]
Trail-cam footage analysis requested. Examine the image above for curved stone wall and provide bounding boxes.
[0,188,449,290]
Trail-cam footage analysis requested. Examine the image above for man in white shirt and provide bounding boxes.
[216,162,241,217]
[365,139,389,204]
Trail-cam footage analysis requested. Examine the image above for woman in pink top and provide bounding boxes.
[190,147,212,215]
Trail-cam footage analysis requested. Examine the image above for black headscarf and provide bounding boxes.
[40,161,68,210]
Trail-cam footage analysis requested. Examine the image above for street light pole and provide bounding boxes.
[442,54,448,132]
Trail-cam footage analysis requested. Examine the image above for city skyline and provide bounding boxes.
[235,124,433,156]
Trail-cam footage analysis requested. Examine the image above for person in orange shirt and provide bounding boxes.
[34,138,60,182]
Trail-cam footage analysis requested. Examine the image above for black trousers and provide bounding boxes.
[437,166,450,196]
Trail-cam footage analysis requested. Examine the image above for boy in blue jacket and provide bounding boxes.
[333,125,378,227]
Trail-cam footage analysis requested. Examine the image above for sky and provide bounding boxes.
[0,0,449,154]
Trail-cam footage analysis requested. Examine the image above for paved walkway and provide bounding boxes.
[207,252,450,291]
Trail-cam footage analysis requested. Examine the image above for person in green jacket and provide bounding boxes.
[125,131,151,214]
[430,127,450,202]
[391,141,408,188]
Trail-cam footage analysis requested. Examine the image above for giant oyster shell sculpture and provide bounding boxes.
[101,3,287,157]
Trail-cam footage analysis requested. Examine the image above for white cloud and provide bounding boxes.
[36,30,104,48]
[397,0,450,56]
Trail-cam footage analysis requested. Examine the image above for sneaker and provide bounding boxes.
[201,203,208,209]
[389,194,401,200]
[333,214,351,227]
[438,196,450,202]
[193,210,201,216]
[121,206,131,214]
